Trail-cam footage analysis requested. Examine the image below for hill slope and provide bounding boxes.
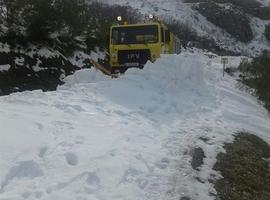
[96,0,270,56]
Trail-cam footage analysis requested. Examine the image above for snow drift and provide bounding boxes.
[0,52,270,200]
[63,54,214,121]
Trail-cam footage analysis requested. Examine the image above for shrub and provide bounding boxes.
[0,0,141,55]
[164,17,237,55]
[165,18,197,47]
[245,7,270,20]
[26,0,59,42]
[194,2,253,43]
[214,133,270,200]
[187,0,270,20]
[1,26,27,46]
[265,24,270,42]
[240,54,270,111]
[220,0,270,20]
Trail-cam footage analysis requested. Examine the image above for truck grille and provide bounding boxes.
[118,49,151,65]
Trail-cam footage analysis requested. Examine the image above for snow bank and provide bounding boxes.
[63,54,214,121]
[0,52,270,200]
[64,68,111,85]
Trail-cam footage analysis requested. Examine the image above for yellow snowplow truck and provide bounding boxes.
[109,16,181,73]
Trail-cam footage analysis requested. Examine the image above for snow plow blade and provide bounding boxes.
[89,59,118,78]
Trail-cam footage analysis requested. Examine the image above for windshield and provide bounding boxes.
[111,25,158,45]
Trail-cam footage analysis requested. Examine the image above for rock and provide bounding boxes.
[191,147,205,170]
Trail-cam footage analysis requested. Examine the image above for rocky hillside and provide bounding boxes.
[97,0,270,55]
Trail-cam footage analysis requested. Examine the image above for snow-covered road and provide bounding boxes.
[0,52,269,200]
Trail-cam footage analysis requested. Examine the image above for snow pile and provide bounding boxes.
[64,68,111,85]
[0,52,270,200]
[63,54,214,121]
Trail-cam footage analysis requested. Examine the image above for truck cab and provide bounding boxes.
[109,21,173,73]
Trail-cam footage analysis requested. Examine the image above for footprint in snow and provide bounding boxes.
[120,167,144,184]
[65,152,79,166]
[136,178,149,190]
[35,122,44,131]
[47,171,100,194]
[75,136,85,145]
[155,158,170,169]
[54,103,86,113]
[38,146,49,158]
[22,191,43,199]
[0,161,43,192]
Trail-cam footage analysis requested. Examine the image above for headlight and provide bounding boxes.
[117,16,122,22]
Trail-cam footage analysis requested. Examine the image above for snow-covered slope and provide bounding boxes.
[0,51,270,200]
[95,0,270,56]
[258,0,270,6]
